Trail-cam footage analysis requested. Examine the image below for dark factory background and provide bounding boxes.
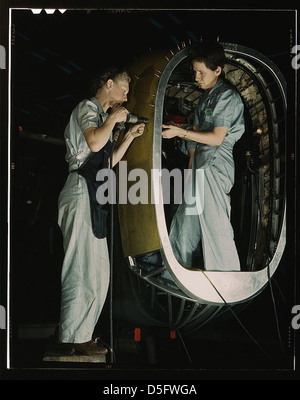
[2,7,297,377]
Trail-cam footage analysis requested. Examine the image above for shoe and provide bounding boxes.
[72,340,108,356]
[55,341,75,355]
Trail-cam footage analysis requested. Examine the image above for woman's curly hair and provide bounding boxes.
[90,67,131,97]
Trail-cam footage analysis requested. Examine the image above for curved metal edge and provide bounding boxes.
[222,42,287,103]
[152,44,287,305]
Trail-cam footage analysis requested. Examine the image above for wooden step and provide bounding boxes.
[43,343,106,363]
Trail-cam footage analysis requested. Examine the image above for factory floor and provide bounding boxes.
[2,315,295,381]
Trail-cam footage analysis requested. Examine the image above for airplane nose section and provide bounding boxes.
[117,42,286,308]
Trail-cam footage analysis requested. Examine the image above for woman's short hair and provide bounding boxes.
[190,41,225,71]
[90,67,131,96]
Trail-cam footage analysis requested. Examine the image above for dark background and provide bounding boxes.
[0,5,298,380]
[11,8,294,139]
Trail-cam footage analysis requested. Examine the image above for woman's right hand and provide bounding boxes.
[109,104,128,124]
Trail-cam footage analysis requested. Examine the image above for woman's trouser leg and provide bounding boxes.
[200,166,240,271]
[169,166,240,271]
[57,175,110,343]
[169,171,202,268]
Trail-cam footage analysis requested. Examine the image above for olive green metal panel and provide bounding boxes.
[117,50,171,257]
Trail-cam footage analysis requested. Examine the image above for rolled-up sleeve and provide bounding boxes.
[77,100,99,133]
[212,89,235,128]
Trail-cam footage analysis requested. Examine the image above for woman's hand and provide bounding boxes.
[112,123,146,167]
[165,120,184,128]
[109,104,128,124]
[162,124,182,139]
[128,123,145,138]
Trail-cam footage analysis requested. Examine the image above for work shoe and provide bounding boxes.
[60,342,76,355]
[72,340,108,356]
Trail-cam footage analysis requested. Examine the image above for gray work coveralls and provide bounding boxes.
[169,79,245,271]
[57,97,110,343]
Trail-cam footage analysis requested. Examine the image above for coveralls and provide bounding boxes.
[57,97,110,343]
[169,79,244,271]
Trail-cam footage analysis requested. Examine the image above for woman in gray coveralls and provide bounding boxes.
[58,69,145,356]
[162,42,245,272]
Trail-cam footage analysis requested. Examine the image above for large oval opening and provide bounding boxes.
[117,43,286,328]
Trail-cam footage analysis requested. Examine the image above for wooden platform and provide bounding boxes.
[43,343,107,363]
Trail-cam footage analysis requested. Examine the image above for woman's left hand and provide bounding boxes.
[162,124,181,139]
[128,123,145,138]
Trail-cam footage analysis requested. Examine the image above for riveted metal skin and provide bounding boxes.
[117,49,174,257]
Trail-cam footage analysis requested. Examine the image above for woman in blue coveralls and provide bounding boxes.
[162,42,245,271]
[57,68,145,356]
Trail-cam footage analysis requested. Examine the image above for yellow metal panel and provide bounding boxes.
[117,50,172,257]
